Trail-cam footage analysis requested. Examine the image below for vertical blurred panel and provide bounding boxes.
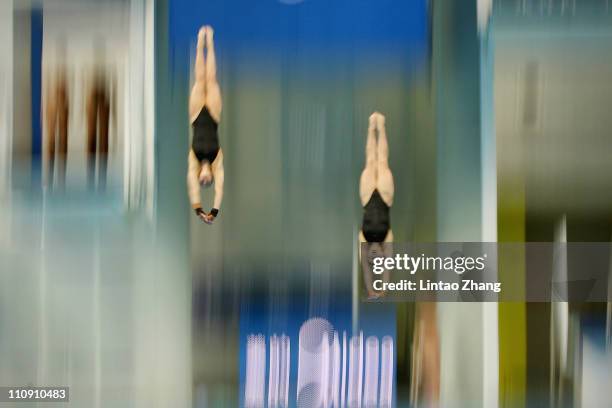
[494,7,530,408]
[347,332,363,408]
[126,0,155,215]
[12,7,32,187]
[550,216,570,407]
[580,333,612,408]
[0,1,11,390]
[362,336,379,408]
[222,67,285,261]
[379,336,394,408]
[0,0,13,199]
[143,0,155,217]
[131,1,193,407]
[3,2,178,408]
[245,334,266,408]
[433,1,486,407]
[496,63,528,408]
[480,11,499,408]
[495,2,612,405]
[30,8,42,164]
[41,1,130,193]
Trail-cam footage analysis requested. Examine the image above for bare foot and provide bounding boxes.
[369,112,378,129]
[367,291,381,300]
[205,25,214,40]
[377,112,386,129]
[198,26,206,44]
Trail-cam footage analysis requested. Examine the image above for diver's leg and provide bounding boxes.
[359,236,378,298]
[189,27,207,123]
[359,113,378,206]
[204,25,222,123]
[376,113,394,207]
[380,229,394,292]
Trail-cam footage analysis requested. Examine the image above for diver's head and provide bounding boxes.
[199,161,213,186]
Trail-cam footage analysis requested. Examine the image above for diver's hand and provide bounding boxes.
[203,213,215,225]
[195,207,207,222]
[203,208,218,224]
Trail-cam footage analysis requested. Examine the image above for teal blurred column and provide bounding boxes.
[432,0,486,407]
[0,0,13,197]
[132,0,192,407]
[479,8,499,408]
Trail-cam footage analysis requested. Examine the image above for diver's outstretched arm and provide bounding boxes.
[212,151,224,211]
[187,150,203,210]
[201,152,224,225]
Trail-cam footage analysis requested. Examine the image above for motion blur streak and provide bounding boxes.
[0,1,183,408]
[1,1,612,408]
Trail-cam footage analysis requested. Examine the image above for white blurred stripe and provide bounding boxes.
[321,331,330,408]
[352,226,358,335]
[125,0,155,215]
[340,331,347,408]
[477,0,492,34]
[379,336,393,408]
[245,334,266,408]
[363,336,379,408]
[346,332,363,408]
[331,332,341,408]
[0,0,12,199]
[358,332,363,408]
[297,318,334,408]
[280,335,291,408]
[268,335,279,407]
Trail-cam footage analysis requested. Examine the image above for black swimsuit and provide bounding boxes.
[362,189,390,242]
[192,106,219,163]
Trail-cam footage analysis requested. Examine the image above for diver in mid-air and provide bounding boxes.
[359,112,394,299]
[187,25,224,224]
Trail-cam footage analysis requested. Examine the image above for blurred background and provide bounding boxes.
[0,0,611,407]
